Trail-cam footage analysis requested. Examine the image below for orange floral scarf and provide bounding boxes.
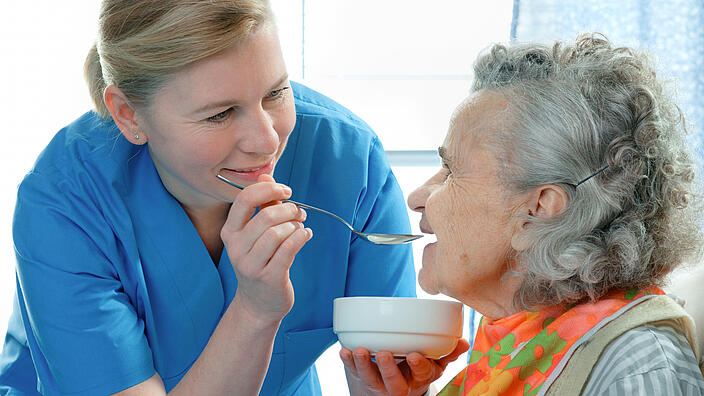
[438,287,665,396]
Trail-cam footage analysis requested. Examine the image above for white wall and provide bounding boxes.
[0,0,102,341]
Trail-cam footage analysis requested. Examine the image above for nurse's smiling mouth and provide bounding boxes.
[219,160,275,183]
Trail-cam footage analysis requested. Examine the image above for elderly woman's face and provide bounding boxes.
[408,92,523,307]
[136,23,296,210]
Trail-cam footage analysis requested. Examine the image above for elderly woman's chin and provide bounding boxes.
[418,241,441,295]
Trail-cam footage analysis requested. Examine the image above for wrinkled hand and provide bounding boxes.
[340,339,470,396]
[221,174,312,326]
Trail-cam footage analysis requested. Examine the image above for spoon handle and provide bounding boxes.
[215,174,355,231]
[283,199,355,232]
[215,174,422,245]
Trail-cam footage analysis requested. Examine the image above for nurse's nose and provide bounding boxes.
[239,106,280,156]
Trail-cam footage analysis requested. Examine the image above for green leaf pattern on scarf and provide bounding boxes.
[504,330,567,380]
[524,382,542,396]
[468,349,483,365]
[487,333,516,368]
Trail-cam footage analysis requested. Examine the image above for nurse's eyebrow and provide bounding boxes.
[192,73,290,116]
[268,73,290,92]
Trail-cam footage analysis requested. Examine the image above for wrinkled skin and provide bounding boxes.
[407,92,525,319]
[340,340,469,396]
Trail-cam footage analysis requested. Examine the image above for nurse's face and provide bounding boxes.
[136,23,296,210]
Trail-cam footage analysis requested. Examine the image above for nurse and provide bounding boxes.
[0,0,420,394]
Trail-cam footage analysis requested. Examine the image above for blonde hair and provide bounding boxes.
[84,0,273,119]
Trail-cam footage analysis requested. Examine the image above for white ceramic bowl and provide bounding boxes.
[333,297,464,359]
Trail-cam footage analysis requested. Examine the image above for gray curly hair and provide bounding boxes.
[472,33,704,309]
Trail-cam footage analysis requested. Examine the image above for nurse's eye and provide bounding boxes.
[206,108,234,124]
[265,86,290,101]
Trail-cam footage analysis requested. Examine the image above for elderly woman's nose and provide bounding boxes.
[240,107,280,155]
[407,184,429,213]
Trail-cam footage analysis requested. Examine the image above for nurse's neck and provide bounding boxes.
[181,203,229,266]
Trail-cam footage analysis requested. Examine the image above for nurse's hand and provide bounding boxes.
[221,174,312,326]
[340,339,470,396]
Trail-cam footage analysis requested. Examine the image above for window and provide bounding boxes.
[274,0,513,151]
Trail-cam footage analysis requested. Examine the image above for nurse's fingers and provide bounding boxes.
[239,220,311,275]
[224,175,293,230]
[232,202,306,253]
[261,225,313,273]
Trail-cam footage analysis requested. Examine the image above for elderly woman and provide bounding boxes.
[341,34,704,395]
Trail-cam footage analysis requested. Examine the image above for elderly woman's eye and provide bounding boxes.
[442,164,452,175]
[441,166,452,184]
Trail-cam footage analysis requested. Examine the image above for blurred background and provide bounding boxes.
[0,0,702,393]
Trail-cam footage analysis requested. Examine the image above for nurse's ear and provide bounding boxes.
[104,85,148,146]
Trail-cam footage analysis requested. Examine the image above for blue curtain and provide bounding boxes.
[511,0,704,167]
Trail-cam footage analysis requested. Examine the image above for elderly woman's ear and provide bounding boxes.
[510,184,568,251]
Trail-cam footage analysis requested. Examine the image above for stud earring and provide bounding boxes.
[133,134,140,140]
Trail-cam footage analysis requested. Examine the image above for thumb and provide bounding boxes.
[258,173,276,183]
[437,338,470,369]
[257,173,283,209]
[407,354,434,383]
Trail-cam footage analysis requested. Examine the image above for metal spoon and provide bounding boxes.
[216,174,423,245]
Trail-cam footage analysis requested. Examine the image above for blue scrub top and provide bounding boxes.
[0,82,417,395]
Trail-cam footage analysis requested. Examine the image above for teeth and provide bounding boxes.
[227,161,270,173]
[232,167,261,173]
